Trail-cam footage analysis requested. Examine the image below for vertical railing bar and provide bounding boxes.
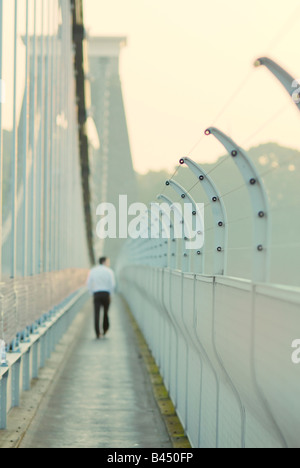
[181,157,228,276]
[56,2,62,272]
[11,0,19,278]
[0,0,3,281]
[48,0,55,272]
[54,1,60,272]
[205,127,270,283]
[22,0,30,277]
[42,0,51,272]
[29,0,37,277]
[166,179,205,274]
[0,372,8,429]
[36,0,45,274]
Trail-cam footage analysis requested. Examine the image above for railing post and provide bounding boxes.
[166,180,204,274]
[254,57,300,111]
[150,204,170,268]
[0,0,3,281]
[36,0,45,274]
[157,194,183,270]
[23,349,31,392]
[205,127,270,283]
[11,0,18,278]
[11,358,21,408]
[180,157,228,276]
[28,0,37,277]
[152,201,179,269]
[0,371,8,429]
[22,0,30,277]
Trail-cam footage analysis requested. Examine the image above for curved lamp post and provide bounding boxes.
[205,127,270,282]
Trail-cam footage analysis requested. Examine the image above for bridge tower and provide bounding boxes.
[88,36,137,266]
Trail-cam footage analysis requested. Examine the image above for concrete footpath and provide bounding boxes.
[17,295,176,449]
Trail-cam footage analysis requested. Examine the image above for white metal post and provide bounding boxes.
[43,0,50,272]
[205,127,270,283]
[0,0,3,281]
[22,0,30,277]
[36,0,45,274]
[166,179,204,274]
[11,0,19,278]
[29,0,37,277]
[180,157,228,276]
[157,195,176,269]
[157,194,185,271]
[48,0,55,272]
[52,1,60,272]
[255,57,300,112]
[151,203,172,268]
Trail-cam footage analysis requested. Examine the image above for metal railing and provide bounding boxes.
[0,287,88,430]
[118,57,300,448]
[0,0,91,428]
[0,0,90,344]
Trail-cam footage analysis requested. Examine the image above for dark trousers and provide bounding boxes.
[93,292,110,337]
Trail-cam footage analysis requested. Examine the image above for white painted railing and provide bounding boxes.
[0,269,88,348]
[0,287,88,430]
[119,266,300,448]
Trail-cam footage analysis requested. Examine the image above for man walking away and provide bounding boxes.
[87,257,116,339]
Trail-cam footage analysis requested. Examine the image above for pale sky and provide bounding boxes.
[84,0,300,174]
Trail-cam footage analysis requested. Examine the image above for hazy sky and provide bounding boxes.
[83,0,300,174]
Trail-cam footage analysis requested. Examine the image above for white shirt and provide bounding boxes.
[87,265,116,295]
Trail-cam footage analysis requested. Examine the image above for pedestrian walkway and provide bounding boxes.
[19,296,173,449]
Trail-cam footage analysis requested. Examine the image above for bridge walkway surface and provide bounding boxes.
[15,295,177,449]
